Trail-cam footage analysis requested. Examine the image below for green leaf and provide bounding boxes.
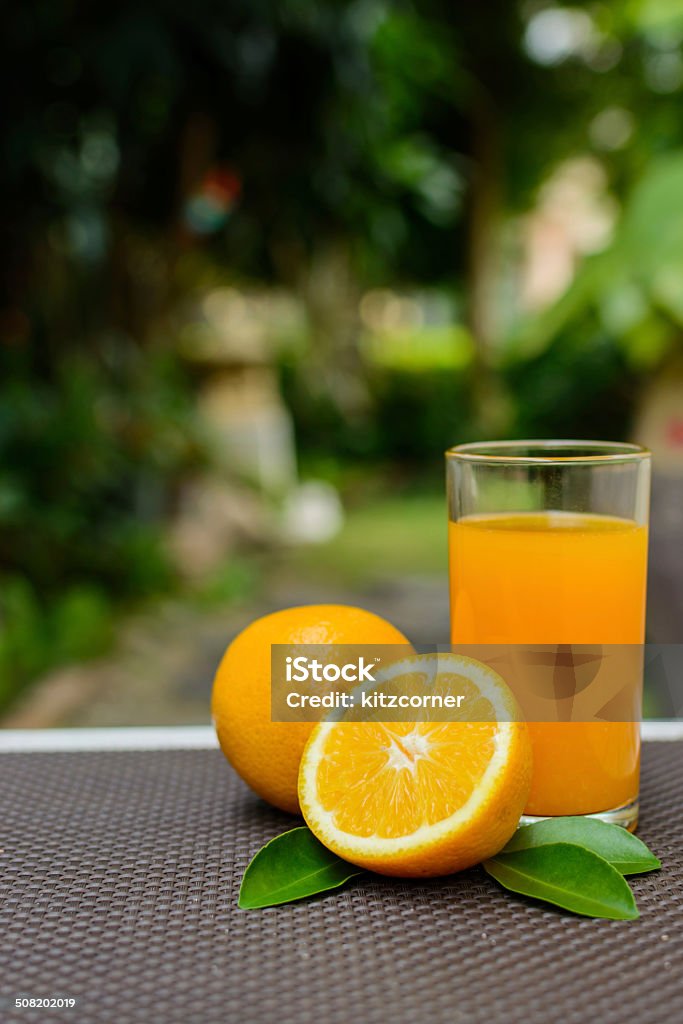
[484,843,639,920]
[504,817,661,875]
[238,827,363,910]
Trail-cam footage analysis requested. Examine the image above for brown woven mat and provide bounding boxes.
[1,741,681,1024]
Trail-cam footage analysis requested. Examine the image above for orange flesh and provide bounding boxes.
[316,722,497,838]
[449,512,648,816]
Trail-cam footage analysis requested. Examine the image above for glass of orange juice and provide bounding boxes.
[446,440,650,830]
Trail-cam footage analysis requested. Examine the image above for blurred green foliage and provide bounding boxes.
[510,152,683,367]
[0,578,113,706]
[2,1,683,706]
[0,353,194,593]
[281,359,479,462]
[0,348,199,700]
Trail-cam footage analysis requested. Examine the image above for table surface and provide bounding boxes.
[1,727,682,1024]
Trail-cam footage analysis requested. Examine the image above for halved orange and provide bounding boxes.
[298,653,532,877]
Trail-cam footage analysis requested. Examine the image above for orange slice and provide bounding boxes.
[298,653,532,877]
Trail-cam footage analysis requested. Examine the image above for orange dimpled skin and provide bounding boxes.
[449,512,648,817]
[211,604,409,814]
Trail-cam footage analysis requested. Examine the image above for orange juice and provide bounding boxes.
[449,512,648,818]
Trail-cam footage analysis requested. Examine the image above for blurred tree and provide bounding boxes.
[3,3,681,410]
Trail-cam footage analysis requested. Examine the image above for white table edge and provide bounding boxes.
[0,721,681,752]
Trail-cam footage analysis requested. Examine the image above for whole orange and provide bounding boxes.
[211,604,409,813]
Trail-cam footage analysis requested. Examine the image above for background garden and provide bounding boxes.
[1,0,682,723]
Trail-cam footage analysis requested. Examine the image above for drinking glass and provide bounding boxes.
[446,440,651,829]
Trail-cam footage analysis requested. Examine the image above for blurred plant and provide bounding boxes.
[501,150,683,440]
[0,351,197,593]
[508,152,683,365]
[0,578,113,706]
[0,345,200,707]
[192,557,261,608]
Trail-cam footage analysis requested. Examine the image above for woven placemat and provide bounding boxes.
[1,741,681,1024]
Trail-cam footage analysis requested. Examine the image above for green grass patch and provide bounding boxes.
[292,491,446,583]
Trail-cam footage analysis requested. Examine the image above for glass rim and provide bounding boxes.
[445,439,650,466]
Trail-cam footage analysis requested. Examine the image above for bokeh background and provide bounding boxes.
[2,0,682,727]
